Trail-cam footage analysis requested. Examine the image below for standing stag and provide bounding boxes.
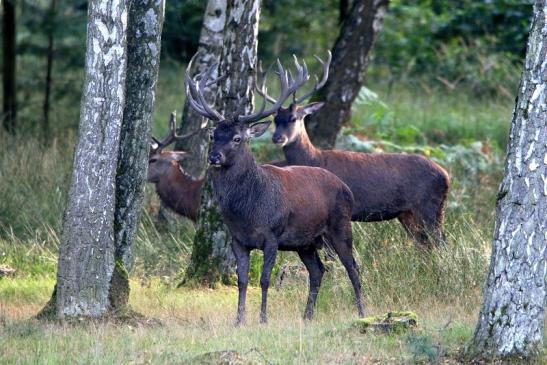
[186,55,365,324]
[147,112,206,221]
[264,53,450,247]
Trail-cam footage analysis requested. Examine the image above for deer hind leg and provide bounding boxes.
[298,248,325,320]
[329,221,365,318]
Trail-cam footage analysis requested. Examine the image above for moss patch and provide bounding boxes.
[354,311,418,334]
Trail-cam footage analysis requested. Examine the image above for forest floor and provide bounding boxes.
[0,275,482,364]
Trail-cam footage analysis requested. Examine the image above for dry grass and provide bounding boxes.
[0,276,481,364]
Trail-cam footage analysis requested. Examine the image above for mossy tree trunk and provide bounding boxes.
[468,0,546,360]
[113,0,165,311]
[184,0,260,287]
[40,0,164,319]
[306,0,389,148]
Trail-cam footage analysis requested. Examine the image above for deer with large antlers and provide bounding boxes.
[185,54,365,324]
[147,112,206,221]
[264,52,450,247]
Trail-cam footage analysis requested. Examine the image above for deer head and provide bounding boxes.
[147,111,205,182]
[262,52,331,147]
[185,53,310,168]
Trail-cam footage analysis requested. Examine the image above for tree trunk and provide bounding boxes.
[112,0,165,310]
[339,0,350,24]
[184,0,260,287]
[43,0,57,141]
[175,0,227,178]
[469,0,546,360]
[306,0,389,148]
[53,0,129,318]
[2,0,16,134]
[158,0,227,232]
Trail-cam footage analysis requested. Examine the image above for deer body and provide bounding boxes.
[208,121,363,324]
[147,154,203,221]
[185,54,365,324]
[273,104,450,246]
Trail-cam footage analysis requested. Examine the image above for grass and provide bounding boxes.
[0,275,481,364]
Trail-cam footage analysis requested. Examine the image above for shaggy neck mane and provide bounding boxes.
[210,144,271,214]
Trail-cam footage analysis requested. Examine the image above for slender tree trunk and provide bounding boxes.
[112,0,165,310]
[339,0,350,24]
[43,0,57,141]
[2,0,16,134]
[158,0,227,232]
[306,0,389,148]
[468,0,546,360]
[175,0,227,178]
[184,0,260,286]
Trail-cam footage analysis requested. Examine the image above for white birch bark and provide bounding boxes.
[56,0,129,317]
[470,0,547,359]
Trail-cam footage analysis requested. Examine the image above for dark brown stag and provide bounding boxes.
[147,112,206,221]
[186,55,365,324]
[265,53,450,247]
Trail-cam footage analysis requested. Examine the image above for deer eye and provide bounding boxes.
[149,158,158,163]
[233,136,241,143]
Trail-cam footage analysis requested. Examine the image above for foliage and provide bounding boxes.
[371,0,533,93]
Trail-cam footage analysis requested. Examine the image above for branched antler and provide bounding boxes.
[150,111,207,154]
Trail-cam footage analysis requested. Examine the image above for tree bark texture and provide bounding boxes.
[306,0,389,148]
[470,0,546,359]
[55,0,129,317]
[185,0,260,286]
[113,0,165,309]
[2,0,17,134]
[175,0,227,178]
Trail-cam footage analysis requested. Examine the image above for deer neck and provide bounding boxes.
[283,129,321,165]
[157,165,199,204]
[210,145,266,215]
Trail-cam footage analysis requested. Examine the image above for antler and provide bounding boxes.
[185,52,224,122]
[150,111,207,153]
[294,51,331,104]
[238,55,310,124]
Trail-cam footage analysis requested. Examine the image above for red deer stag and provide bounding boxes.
[147,112,206,221]
[263,53,450,247]
[185,55,365,324]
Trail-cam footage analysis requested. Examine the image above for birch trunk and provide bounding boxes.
[55,0,129,317]
[112,0,165,310]
[175,0,227,178]
[157,0,227,232]
[184,0,260,286]
[306,0,389,148]
[469,0,546,359]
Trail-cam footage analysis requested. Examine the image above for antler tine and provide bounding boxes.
[254,61,277,104]
[238,56,309,124]
[184,53,224,122]
[294,50,332,104]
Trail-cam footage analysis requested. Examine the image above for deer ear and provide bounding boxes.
[248,120,271,138]
[299,102,325,118]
